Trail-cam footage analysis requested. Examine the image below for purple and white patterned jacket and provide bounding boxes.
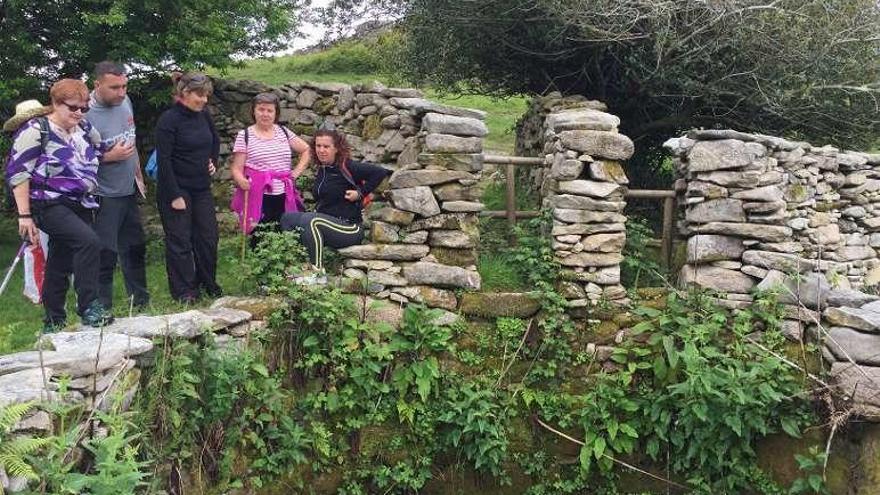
[5,117,103,208]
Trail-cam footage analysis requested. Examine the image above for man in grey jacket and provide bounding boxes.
[88,61,150,310]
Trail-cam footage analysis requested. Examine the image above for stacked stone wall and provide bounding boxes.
[669,130,880,294]
[208,79,487,307]
[536,106,634,309]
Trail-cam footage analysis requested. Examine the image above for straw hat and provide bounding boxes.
[3,100,52,132]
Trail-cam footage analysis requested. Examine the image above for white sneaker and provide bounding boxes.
[294,272,328,286]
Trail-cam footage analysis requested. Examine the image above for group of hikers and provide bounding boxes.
[4,61,390,333]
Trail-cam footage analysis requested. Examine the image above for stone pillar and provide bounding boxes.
[338,98,488,309]
[539,107,634,310]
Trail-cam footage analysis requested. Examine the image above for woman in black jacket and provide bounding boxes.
[155,72,221,302]
[281,128,390,284]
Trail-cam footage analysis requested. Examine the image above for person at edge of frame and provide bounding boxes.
[4,79,114,332]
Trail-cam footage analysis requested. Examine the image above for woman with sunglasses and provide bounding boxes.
[4,79,114,331]
[230,92,310,247]
[154,72,222,303]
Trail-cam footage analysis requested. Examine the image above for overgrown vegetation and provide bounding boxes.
[3,225,827,494]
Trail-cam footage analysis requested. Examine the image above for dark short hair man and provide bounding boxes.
[87,60,150,310]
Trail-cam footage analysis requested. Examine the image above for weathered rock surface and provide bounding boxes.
[824,307,880,332]
[388,186,441,217]
[825,327,880,365]
[459,293,542,318]
[687,235,745,263]
[421,113,488,137]
[557,130,634,160]
[832,363,880,418]
[338,244,430,261]
[679,265,755,293]
[388,170,472,188]
[424,134,483,154]
[403,262,481,290]
[556,180,623,198]
[687,139,765,172]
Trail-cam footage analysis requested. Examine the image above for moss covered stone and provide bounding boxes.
[459,292,541,318]
[756,430,850,494]
[211,296,285,320]
[291,123,315,137]
[313,97,336,115]
[430,246,478,267]
[362,114,383,140]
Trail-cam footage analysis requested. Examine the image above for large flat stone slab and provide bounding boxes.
[824,327,880,365]
[687,139,766,172]
[421,113,488,137]
[339,244,430,261]
[82,309,251,339]
[403,262,481,290]
[692,222,792,243]
[824,307,880,333]
[388,98,486,119]
[679,265,755,293]
[831,363,880,419]
[558,130,634,160]
[0,368,58,407]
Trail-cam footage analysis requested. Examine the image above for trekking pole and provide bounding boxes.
[240,188,249,262]
[0,240,28,297]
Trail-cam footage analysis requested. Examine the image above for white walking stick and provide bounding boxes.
[0,241,28,296]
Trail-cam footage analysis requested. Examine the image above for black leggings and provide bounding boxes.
[280,212,363,269]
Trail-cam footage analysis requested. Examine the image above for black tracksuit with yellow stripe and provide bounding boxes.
[281,160,390,269]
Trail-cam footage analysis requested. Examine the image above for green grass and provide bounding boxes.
[0,216,249,352]
[478,252,527,291]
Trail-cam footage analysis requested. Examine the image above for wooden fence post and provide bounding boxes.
[506,163,517,246]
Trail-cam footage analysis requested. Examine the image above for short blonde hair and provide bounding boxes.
[49,79,89,104]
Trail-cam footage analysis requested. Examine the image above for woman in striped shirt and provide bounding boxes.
[230,92,309,245]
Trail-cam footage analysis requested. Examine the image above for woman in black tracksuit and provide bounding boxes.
[281,128,390,277]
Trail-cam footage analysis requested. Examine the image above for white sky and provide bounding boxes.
[289,0,332,51]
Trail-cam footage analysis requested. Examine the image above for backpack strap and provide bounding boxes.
[244,127,249,147]
[36,117,50,153]
[280,125,290,140]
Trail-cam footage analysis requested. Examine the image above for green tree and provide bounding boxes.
[0,0,305,109]
[322,0,880,152]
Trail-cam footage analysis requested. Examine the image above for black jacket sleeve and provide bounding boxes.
[206,111,220,166]
[349,161,391,195]
[155,111,182,204]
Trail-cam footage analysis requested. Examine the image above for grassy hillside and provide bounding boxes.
[212,39,527,154]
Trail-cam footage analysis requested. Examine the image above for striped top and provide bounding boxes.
[233,125,297,195]
[6,117,102,208]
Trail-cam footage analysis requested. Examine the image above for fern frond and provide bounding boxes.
[0,453,38,480]
[0,403,35,433]
[1,437,51,456]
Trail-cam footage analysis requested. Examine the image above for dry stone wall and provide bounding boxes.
[668,129,880,424]
[516,93,634,309]
[209,79,487,308]
[668,130,880,297]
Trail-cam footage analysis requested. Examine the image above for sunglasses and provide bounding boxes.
[61,102,90,114]
[184,73,208,83]
[254,93,279,103]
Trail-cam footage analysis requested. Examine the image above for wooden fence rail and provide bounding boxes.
[480,155,676,268]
